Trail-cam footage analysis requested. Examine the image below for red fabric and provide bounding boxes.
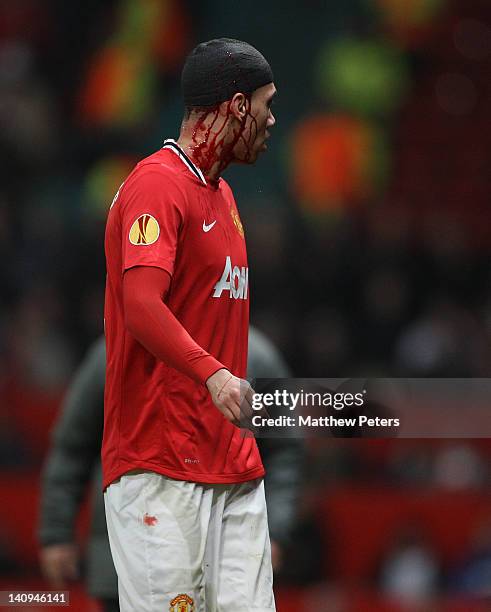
[102,147,264,488]
[123,266,223,384]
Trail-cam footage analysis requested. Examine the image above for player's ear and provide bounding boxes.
[230,92,248,121]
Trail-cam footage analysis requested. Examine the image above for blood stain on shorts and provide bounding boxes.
[143,513,158,526]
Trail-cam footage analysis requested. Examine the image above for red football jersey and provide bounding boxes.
[102,140,264,488]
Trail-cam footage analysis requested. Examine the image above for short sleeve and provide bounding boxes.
[120,168,187,277]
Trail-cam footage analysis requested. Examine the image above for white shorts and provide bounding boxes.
[104,471,275,612]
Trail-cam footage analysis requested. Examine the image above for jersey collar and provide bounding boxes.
[162,139,207,186]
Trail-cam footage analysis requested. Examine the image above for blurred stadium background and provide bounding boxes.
[0,0,490,610]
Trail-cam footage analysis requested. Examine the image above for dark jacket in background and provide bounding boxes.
[39,327,303,599]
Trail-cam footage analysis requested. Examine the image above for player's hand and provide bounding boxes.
[206,368,254,427]
[39,543,79,587]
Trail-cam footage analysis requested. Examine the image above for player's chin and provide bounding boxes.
[235,145,263,165]
[251,142,267,161]
[249,150,261,163]
[259,136,270,155]
[239,151,260,165]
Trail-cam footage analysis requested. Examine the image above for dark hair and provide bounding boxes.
[181,38,273,108]
[183,92,252,121]
[183,105,218,121]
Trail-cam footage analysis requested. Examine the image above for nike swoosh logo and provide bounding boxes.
[202,220,217,233]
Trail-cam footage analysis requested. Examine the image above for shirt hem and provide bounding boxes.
[194,357,225,385]
[103,461,265,490]
[123,258,174,278]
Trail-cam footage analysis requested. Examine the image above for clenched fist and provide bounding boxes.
[206,369,254,427]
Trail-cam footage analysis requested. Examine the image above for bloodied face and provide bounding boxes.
[231,82,277,164]
[186,82,276,175]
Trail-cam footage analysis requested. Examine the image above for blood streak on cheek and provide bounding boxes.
[230,97,256,164]
[190,98,255,174]
[240,113,257,163]
[143,513,158,526]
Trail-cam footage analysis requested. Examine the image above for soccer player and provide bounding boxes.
[103,39,276,611]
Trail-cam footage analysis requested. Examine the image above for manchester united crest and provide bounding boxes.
[169,594,194,612]
[230,207,244,238]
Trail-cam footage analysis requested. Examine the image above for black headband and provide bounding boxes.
[181,38,274,108]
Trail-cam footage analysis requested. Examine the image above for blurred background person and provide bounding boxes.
[378,523,441,604]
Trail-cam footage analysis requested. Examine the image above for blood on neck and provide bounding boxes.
[184,99,257,182]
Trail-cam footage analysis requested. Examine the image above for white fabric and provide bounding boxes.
[104,471,275,612]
